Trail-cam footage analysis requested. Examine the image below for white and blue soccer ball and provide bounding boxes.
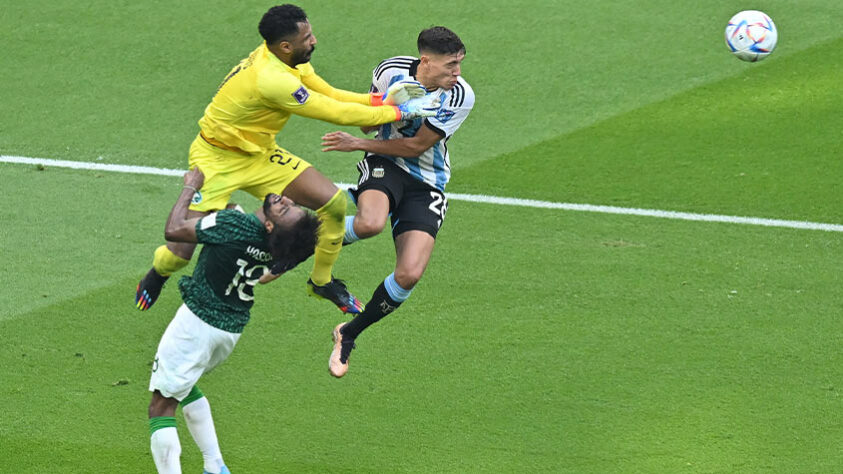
[725,10,777,62]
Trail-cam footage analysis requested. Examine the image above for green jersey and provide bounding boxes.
[178,210,273,333]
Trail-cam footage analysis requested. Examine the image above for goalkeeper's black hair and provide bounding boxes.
[417,27,465,56]
[266,211,320,273]
[259,4,308,45]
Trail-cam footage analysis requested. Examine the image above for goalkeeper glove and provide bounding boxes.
[397,92,443,120]
[371,80,426,106]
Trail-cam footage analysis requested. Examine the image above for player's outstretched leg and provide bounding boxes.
[284,169,363,314]
[306,189,363,313]
[136,245,190,311]
[328,274,411,377]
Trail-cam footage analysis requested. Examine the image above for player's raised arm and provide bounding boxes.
[303,71,425,107]
[164,168,206,243]
[260,72,438,127]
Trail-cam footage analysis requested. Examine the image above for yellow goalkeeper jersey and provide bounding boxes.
[198,43,400,155]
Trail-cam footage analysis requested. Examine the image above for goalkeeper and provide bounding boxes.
[135,4,440,315]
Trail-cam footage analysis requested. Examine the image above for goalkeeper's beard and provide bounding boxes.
[292,45,315,65]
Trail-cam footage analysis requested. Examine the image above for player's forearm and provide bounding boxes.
[336,89,372,105]
[352,136,429,158]
[314,84,372,105]
[294,98,400,126]
[302,73,371,105]
[164,187,198,242]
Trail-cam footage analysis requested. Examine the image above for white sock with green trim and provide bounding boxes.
[183,397,225,473]
[150,425,181,474]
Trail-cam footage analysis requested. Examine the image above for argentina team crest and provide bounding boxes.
[292,86,309,104]
[436,108,456,123]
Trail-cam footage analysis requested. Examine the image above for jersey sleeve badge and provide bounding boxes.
[292,86,310,104]
[435,109,456,123]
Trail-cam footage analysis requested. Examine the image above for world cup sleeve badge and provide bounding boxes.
[292,86,310,104]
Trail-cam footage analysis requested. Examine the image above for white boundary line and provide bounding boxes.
[3,154,842,233]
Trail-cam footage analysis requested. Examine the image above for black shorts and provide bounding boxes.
[348,155,448,239]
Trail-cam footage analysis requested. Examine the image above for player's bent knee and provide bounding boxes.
[354,215,386,238]
[394,267,424,290]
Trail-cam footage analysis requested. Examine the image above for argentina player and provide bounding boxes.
[321,26,474,377]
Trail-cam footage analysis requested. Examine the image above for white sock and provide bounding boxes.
[183,396,225,473]
[150,427,182,474]
[343,215,360,244]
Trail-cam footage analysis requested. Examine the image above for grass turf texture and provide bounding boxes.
[2,0,843,472]
[457,35,843,223]
[2,168,842,472]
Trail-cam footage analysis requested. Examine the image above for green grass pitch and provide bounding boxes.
[1,1,842,472]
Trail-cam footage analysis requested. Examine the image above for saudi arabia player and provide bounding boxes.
[320,26,474,377]
[147,167,319,474]
[135,4,441,315]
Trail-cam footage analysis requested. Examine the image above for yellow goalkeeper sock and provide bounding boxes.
[310,189,347,286]
[152,245,190,277]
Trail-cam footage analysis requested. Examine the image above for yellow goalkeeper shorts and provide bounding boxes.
[186,134,311,212]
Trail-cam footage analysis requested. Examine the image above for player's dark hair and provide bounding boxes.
[417,26,465,56]
[259,4,308,45]
[265,211,320,273]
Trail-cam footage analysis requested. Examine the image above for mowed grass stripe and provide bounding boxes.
[3,155,841,233]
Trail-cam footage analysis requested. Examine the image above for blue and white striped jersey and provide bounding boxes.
[367,56,474,191]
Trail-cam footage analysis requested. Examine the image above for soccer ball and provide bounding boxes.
[724,10,778,62]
